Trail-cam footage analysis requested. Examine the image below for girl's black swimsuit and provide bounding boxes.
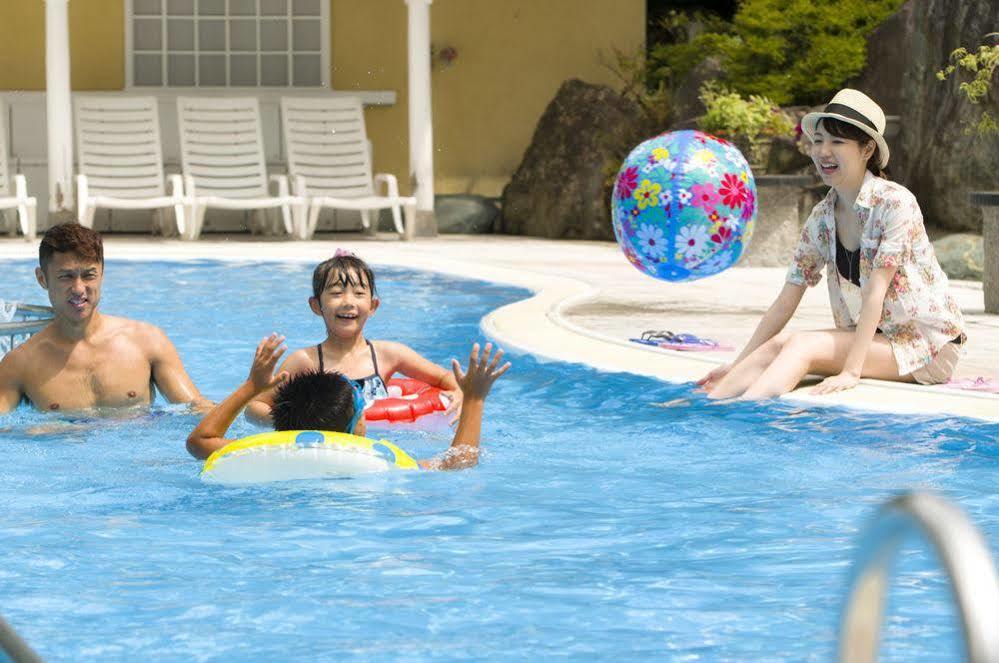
[316,339,390,405]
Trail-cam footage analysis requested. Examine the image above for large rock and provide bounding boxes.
[671,56,724,125]
[932,232,984,280]
[375,195,499,234]
[500,79,655,240]
[853,0,999,232]
[435,194,499,234]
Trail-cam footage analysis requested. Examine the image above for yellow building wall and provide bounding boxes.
[0,0,123,90]
[333,0,645,196]
[0,0,644,196]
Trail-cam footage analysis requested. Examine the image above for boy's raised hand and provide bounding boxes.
[451,342,510,401]
[249,333,289,393]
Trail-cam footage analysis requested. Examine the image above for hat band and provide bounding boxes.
[823,103,878,133]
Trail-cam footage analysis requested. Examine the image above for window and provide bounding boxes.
[127,0,328,87]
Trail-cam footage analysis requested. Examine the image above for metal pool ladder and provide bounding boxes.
[0,614,42,662]
[0,303,53,359]
[839,491,999,662]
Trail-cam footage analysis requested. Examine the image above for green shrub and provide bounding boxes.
[697,82,793,164]
[647,9,735,90]
[650,0,904,106]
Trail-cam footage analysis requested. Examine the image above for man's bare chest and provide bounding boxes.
[25,345,153,410]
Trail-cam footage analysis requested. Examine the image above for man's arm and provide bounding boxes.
[187,334,287,460]
[0,350,24,414]
[145,325,211,408]
[419,343,510,471]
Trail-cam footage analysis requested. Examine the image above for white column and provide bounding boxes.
[45,0,74,213]
[405,0,436,237]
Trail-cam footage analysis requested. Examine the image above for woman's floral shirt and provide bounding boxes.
[786,171,965,375]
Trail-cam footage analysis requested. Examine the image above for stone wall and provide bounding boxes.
[739,176,814,267]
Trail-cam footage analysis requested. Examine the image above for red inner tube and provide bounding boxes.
[365,378,447,423]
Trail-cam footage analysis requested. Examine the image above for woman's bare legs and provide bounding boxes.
[706,331,794,400]
[739,330,911,400]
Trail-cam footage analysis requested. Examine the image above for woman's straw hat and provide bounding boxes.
[800,89,890,168]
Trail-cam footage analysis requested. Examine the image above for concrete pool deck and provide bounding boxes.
[1,233,996,422]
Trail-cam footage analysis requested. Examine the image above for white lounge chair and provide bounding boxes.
[0,99,37,240]
[280,97,414,240]
[74,95,187,236]
[177,96,304,240]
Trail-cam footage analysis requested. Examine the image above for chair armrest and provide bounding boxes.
[75,174,88,204]
[291,174,307,197]
[14,174,30,200]
[167,174,186,198]
[269,174,291,198]
[373,173,400,198]
[183,174,197,198]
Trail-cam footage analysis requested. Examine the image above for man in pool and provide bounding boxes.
[187,334,510,470]
[0,223,210,413]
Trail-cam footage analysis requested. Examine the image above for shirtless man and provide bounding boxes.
[0,223,208,413]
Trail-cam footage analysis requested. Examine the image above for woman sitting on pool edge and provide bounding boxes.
[698,89,965,399]
[187,334,509,470]
[246,251,465,426]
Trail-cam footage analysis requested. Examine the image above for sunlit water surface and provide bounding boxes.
[1,259,997,661]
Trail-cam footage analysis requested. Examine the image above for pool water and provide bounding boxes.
[1,259,997,662]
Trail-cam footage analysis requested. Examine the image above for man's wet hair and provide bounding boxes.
[312,253,377,300]
[39,223,104,273]
[271,370,357,432]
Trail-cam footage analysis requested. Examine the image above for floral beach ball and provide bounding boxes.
[611,130,757,282]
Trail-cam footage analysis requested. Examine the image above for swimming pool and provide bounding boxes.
[1,258,997,661]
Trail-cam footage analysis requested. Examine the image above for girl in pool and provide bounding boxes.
[697,89,965,399]
[246,251,463,424]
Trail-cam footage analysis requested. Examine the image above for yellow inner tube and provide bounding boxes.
[201,430,419,484]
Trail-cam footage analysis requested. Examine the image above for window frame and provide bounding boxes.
[124,0,331,89]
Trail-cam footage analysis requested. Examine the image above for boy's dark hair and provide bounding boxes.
[817,117,890,180]
[38,223,104,273]
[271,370,357,432]
[312,253,377,300]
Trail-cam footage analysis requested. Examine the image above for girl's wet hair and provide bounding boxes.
[311,253,377,300]
[817,118,890,180]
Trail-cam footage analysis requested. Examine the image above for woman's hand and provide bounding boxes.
[249,333,289,394]
[695,363,732,392]
[811,372,860,395]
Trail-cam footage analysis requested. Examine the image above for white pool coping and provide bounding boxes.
[1,234,997,423]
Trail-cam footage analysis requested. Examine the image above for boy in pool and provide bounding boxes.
[187,334,509,470]
[246,252,465,425]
